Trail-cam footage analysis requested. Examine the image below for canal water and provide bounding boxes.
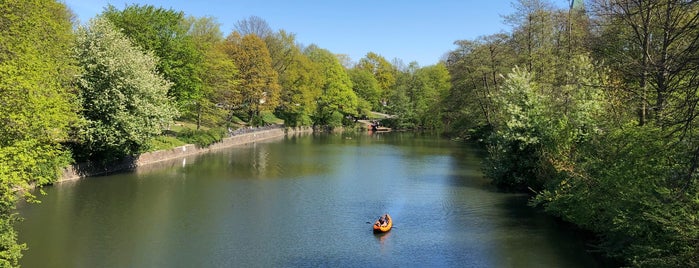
[17,132,602,267]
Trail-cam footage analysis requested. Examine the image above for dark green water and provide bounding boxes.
[17,132,602,267]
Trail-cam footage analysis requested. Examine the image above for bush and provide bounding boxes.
[176,128,226,147]
[327,111,344,128]
[143,135,186,152]
[535,126,699,267]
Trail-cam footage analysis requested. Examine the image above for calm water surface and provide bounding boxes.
[18,132,601,267]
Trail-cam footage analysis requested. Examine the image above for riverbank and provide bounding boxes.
[59,126,313,183]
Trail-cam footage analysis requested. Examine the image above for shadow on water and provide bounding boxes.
[496,194,617,268]
[18,131,616,268]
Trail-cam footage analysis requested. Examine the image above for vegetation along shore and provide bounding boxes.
[1,0,698,267]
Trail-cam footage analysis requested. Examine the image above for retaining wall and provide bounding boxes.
[59,126,313,183]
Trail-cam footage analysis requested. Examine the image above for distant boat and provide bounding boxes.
[373,214,392,233]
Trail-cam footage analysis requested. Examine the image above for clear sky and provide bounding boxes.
[63,0,572,67]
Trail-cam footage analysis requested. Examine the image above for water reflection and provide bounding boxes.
[17,132,603,267]
[374,231,392,254]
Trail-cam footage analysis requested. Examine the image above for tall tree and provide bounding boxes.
[0,0,79,265]
[305,45,358,127]
[414,63,451,128]
[591,0,699,128]
[265,30,297,78]
[223,33,281,125]
[504,0,559,83]
[356,52,396,109]
[266,31,323,127]
[234,15,272,38]
[348,68,381,114]
[444,33,513,134]
[102,4,203,113]
[74,17,178,160]
[186,16,238,129]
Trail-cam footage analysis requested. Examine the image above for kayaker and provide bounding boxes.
[378,214,388,226]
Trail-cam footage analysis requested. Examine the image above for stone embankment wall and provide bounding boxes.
[59,126,313,183]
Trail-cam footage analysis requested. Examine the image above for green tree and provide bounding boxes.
[265,30,297,78]
[487,55,608,192]
[356,52,396,110]
[592,0,699,128]
[348,68,380,116]
[504,0,557,82]
[224,32,281,126]
[386,62,451,130]
[0,0,79,265]
[186,16,238,128]
[74,17,178,160]
[444,33,513,136]
[414,63,451,128]
[305,45,358,127]
[102,4,203,113]
[267,31,323,127]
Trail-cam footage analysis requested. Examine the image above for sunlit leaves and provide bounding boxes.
[0,0,78,265]
[305,46,358,126]
[74,17,177,160]
[223,33,281,125]
[102,4,203,113]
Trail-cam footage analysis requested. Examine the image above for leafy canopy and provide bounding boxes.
[74,17,178,160]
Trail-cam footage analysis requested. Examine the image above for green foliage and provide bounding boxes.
[74,17,178,161]
[485,68,548,190]
[0,0,79,265]
[268,31,322,127]
[348,68,381,109]
[455,0,699,265]
[356,52,396,108]
[535,126,699,267]
[388,62,451,130]
[102,4,204,113]
[223,33,281,126]
[176,127,225,148]
[186,16,238,129]
[305,45,358,127]
[326,111,344,128]
[414,63,451,129]
[443,34,512,136]
[144,135,186,152]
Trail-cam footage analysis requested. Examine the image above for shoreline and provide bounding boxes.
[58,126,313,183]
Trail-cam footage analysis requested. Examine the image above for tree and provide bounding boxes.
[348,68,381,114]
[444,33,513,135]
[266,31,323,127]
[102,4,204,113]
[305,45,358,127]
[74,17,178,160]
[356,52,397,110]
[414,63,451,128]
[504,0,556,78]
[186,16,238,129]
[223,32,281,125]
[234,15,272,38]
[591,0,699,128]
[265,30,297,78]
[0,0,79,265]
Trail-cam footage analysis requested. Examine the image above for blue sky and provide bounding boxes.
[64,0,571,67]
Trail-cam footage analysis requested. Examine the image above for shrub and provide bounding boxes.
[176,128,226,147]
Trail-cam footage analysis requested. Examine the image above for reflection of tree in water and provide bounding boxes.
[251,142,270,177]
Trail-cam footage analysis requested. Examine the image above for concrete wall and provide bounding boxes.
[59,126,313,183]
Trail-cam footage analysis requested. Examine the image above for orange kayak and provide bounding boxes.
[373,214,392,233]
